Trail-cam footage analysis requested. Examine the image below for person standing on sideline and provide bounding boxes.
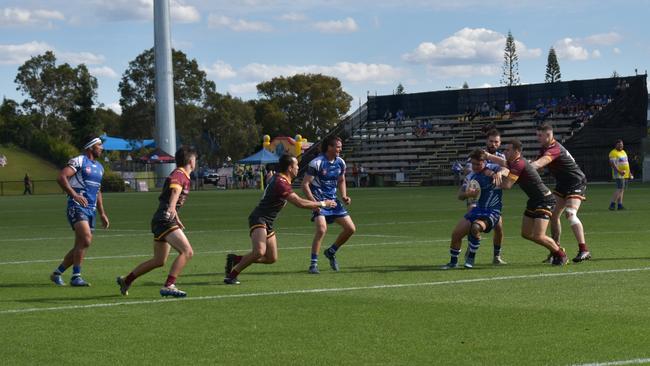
[23,173,32,195]
[608,139,632,210]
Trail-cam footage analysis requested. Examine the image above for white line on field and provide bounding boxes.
[2,267,649,315]
[0,239,442,265]
[570,358,650,366]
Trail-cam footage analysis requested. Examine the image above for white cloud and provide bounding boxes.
[93,0,199,23]
[238,62,402,84]
[279,12,307,22]
[584,32,622,46]
[107,102,122,115]
[60,51,105,65]
[208,14,273,32]
[403,28,541,65]
[228,82,258,95]
[613,47,621,55]
[591,49,601,58]
[553,38,589,60]
[0,41,51,65]
[205,60,237,79]
[89,66,118,78]
[313,17,358,33]
[0,7,65,27]
[426,64,500,79]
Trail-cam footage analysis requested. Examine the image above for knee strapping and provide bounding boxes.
[565,207,581,226]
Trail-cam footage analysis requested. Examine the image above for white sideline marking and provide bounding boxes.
[571,358,650,366]
[2,267,649,315]
[0,239,442,265]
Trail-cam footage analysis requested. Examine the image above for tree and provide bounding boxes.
[68,65,101,149]
[118,48,215,140]
[256,74,352,139]
[611,70,620,78]
[395,83,405,95]
[545,47,561,83]
[462,81,469,89]
[203,93,259,163]
[95,107,121,136]
[500,31,520,86]
[14,51,93,136]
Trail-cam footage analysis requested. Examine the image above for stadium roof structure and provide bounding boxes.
[100,134,156,151]
[238,148,279,165]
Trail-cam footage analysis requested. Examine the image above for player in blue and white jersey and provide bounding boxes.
[443,149,508,269]
[50,136,109,287]
[464,128,507,264]
[302,136,356,274]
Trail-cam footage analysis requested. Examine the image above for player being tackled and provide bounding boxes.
[224,154,336,285]
[443,150,509,269]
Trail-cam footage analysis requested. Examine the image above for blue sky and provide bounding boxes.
[1,0,649,114]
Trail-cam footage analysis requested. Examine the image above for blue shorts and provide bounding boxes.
[311,200,349,224]
[464,208,500,234]
[67,204,96,231]
[615,178,627,189]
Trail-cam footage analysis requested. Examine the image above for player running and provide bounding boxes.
[117,146,197,298]
[302,136,356,274]
[486,139,568,265]
[464,128,507,265]
[443,150,509,269]
[531,124,590,263]
[224,154,336,285]
[50,136,109,287]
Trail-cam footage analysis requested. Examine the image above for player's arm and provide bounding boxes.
[301,174,317,202]
[338,174,351,205]
[166,185,184,228]
[286,192,336,209]
[499,173,518,189]
[491,166,509,187]
[96,190,110,229]
[485,152,507,167]
[530,154,554,170]
[57,166,88,207]
[608,156,625,176]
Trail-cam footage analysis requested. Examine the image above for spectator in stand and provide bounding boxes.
[23,173,33,195]
[352,163,360,187]
[480,102,490,117]
[359,163,367,187]
[0,154,7,167]
[451,161,463,186]
[383,109,392,122]
[503,100,512,117]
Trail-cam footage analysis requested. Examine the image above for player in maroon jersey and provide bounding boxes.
[531,124,590,263]
[486,139,568,265]
[117,146,198,298]
[224,154,336,284]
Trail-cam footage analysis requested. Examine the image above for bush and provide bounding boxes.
[102,171,126,192]
[26,131,79,167]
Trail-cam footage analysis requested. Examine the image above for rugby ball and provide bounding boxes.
[467,179,481,203]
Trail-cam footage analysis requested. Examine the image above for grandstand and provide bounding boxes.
[299,75,648,187]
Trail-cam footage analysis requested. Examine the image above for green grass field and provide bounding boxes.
[1,185,650,365]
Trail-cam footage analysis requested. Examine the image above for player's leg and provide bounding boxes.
[118,240,171,295]
[257,233,278,264]
[564,197,591,262]
[442,218,470,269]
[550,194,565,246]
[163,229,194,283]
[309,215,328,273]
[225,227,268,284]
[617,179,626,209]
[53,219,93,287]
[465,219,487,269]
[323,215,356,271]
[524,215,567,265]
[492,217,506,264]
[609,181,621,210]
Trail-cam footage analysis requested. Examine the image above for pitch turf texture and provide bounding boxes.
[2,185,650,365]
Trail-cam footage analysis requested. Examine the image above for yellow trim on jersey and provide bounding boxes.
[507,173,519,182]
[169,183,182,191]
[154,225,180,241]
[539,155,554,164]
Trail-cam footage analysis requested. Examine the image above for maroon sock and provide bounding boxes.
[578,243,588,252]
[228,269,240,279]
[124,272,137,286]
[554,249,566,257]
[164,275,176,287]
[234,255,243,264]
